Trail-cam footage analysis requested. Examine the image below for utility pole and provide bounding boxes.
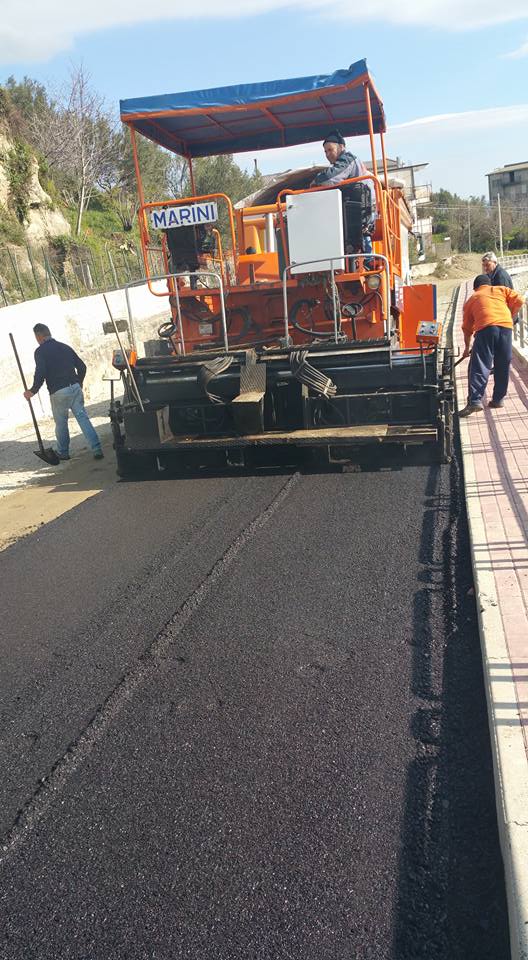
[467,200,472,253]
[497,194,504,257]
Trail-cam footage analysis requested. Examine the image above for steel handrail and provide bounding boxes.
[503,253,528,269]
[275,174,385,267]
[513,301,528,351]
[138,193,237,294]
[124,270,229,357]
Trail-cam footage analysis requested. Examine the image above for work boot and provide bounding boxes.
[56,452,70,461]
[458,403,483,417]
[488,399,504,409]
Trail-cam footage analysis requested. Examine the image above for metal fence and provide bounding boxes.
[503,253,528,270]
[0,242,165,307]
[513,301,528,352]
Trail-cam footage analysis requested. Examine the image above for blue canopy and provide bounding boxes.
[120,60,385,158]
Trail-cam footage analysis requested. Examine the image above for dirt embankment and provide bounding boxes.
[433,254,484,280]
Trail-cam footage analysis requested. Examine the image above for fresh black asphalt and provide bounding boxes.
[0,460,510,959]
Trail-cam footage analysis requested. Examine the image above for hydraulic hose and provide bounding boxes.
[290,350,337,398]
[291,299,335,338]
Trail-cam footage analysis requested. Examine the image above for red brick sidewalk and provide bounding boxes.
[454,279,528,960]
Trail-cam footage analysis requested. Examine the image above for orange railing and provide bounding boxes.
[137,193,237,298]
[275,174,389,277]
[382,188,403,277]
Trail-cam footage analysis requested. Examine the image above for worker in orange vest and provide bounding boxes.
[459,275,524,416]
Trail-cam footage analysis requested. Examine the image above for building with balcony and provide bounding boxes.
[487,161,528,205]
[364,159,433,249]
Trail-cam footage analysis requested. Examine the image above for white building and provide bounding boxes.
[364,159,433,249]
[487,161,528,205]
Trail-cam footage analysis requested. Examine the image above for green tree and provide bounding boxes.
[0,76,49,143]
[191,154,262,250]
[128,149,262,249]
[468,196,500,252]
[31,65,116,235]
[430,189,500,253]
[6,140,32,223]
[101,130,172,231]
[192,154,261,200]
[5,76,49,125]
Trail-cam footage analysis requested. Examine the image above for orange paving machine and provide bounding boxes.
[111,60,453,475]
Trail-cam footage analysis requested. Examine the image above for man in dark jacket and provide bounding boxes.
[481,251,522,324]
[23,323,103,461]
[482,252,513,288]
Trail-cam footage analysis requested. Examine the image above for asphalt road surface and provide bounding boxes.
[0,456,510,959]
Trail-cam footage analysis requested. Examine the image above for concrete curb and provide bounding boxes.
[513,343,528,370]
[455,283,528,960]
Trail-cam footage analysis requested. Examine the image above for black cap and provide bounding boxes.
[473,274,492,290]
[323,130,346,146]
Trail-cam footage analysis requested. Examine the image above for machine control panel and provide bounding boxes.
[416,320,442,345]
[112,348,137,371]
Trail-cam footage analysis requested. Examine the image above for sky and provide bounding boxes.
[0,0,527,199]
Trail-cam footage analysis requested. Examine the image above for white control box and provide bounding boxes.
[286,189,345,276]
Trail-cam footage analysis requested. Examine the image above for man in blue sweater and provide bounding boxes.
[23,323,103,461]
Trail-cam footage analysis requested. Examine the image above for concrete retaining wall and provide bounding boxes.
[0,284,169,436]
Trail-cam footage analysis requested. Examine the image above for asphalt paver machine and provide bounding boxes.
[111,60,453,476]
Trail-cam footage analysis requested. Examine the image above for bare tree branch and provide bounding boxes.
[31,64,117,235]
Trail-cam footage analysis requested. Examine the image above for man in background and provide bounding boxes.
[481,252,521,325]
[23,323,103,461]
[482,251,513,289]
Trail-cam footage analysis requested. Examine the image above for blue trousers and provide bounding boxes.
[50,383,101,457]
[468,325,512,406]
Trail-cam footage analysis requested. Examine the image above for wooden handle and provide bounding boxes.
[9,332,44,451]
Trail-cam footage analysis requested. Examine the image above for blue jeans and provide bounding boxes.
[468,325,512,405]
[50,383,101,457]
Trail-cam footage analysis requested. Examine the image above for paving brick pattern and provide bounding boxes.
[455,280,528,754]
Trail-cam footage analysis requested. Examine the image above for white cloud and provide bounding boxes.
[238,102,528,197]
[390,104,528,136]
[0,0,528,63]
[504,35,528,58]
[237,104,528,172]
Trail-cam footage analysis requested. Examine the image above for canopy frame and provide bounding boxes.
[120,60,386,160]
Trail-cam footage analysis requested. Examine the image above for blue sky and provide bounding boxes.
[1,1,527,198]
